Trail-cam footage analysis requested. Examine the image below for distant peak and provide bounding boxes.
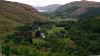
[82,0,87,1]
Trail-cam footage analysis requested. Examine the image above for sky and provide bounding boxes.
[6,0,100,7]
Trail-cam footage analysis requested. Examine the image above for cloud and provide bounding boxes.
[6,0,100,6]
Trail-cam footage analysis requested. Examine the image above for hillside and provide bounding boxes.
[55,1,100,18]
[0,0,100,56]
[0,1,45,37]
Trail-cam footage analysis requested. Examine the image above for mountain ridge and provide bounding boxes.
[55,1,100,18]
[35,4,62,12]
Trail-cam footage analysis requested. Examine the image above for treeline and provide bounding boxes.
[1,18,100,56]
[68,18,100,55]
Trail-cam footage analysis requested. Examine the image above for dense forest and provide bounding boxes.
[1,17,100,56]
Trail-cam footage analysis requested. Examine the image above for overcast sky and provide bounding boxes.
[6,0,100,7]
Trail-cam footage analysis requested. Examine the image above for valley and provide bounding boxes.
[0,0,100,56]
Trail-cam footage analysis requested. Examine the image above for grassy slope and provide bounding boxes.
[55,1,100,18]
[0,1,45,37]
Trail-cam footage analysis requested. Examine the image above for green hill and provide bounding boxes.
[0,1,45,37]
[55,1,100,18]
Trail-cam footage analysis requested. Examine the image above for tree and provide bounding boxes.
[15,23,33,44]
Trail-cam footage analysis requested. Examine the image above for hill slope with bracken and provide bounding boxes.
[0,0,45,37]
[55,1,100,18]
